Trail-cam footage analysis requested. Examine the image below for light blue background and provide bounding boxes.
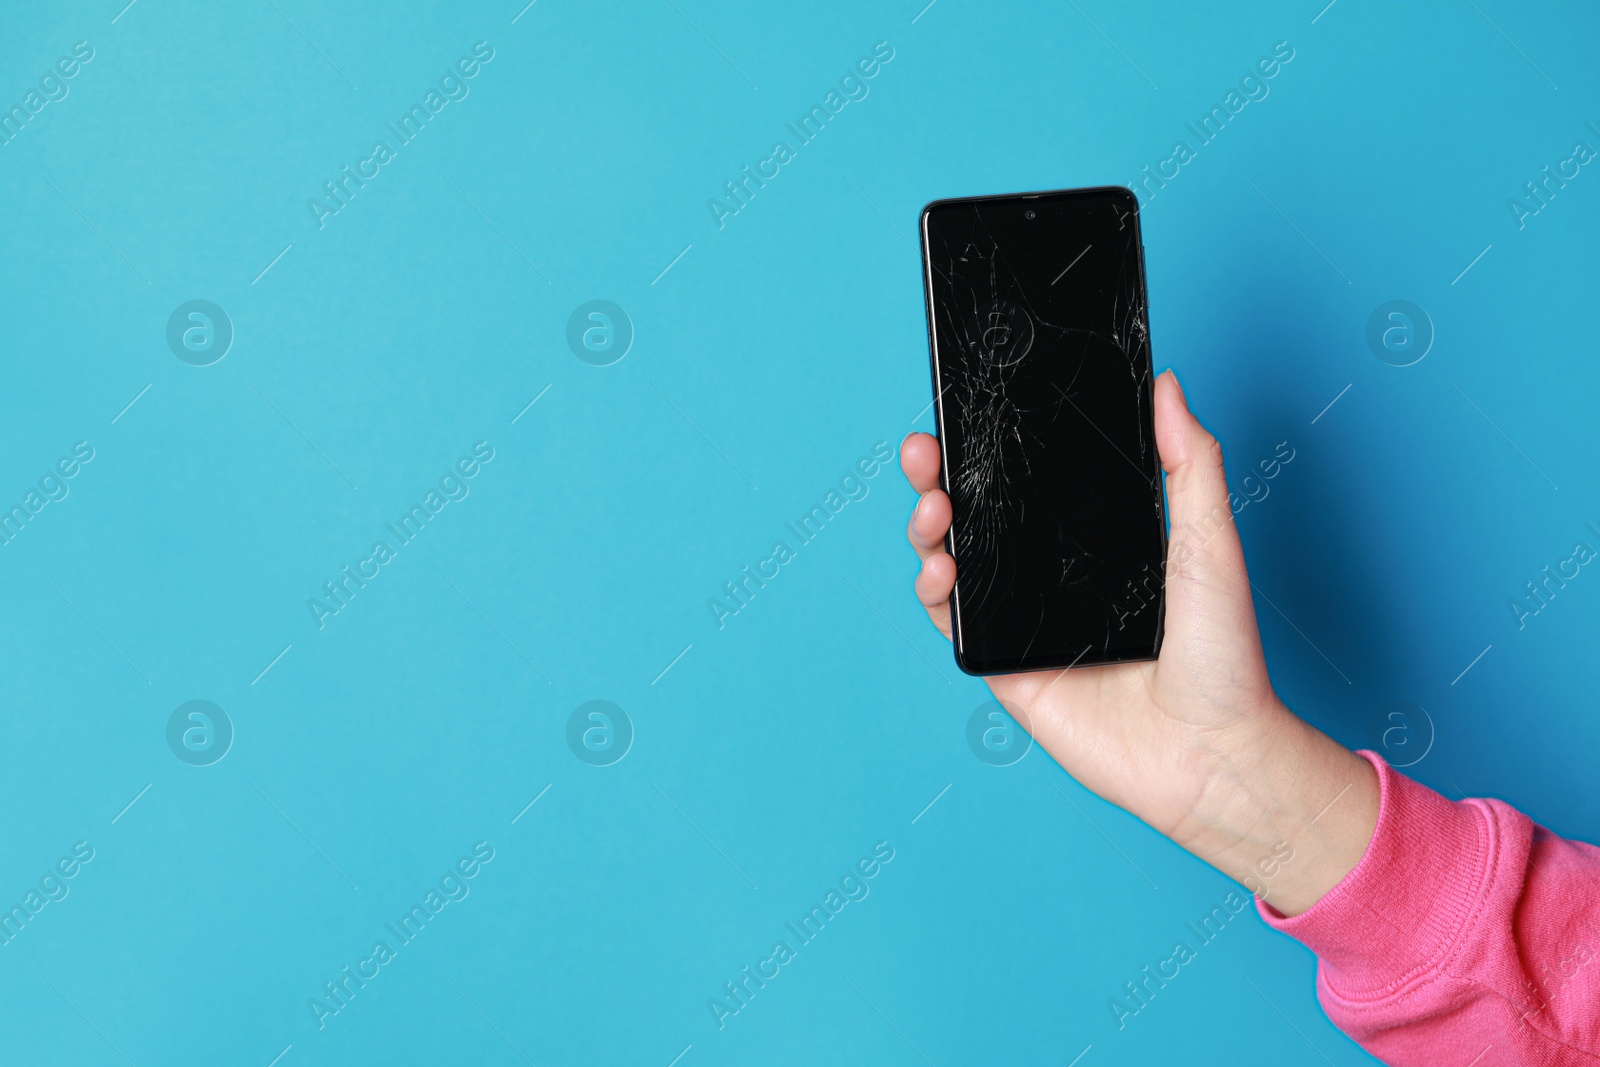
[1,1,1596,1063]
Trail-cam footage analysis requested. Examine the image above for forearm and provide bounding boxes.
[1170,702,1380,916]
[1252,751,1600,1062]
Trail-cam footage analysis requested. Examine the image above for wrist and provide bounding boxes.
[1171,702,1380,917]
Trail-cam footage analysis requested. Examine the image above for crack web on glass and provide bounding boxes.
[930,207,1154,655]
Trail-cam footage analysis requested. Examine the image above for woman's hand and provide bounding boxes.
[901,369,1378,915]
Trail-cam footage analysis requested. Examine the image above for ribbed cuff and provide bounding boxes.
[1255,750,1495,1000]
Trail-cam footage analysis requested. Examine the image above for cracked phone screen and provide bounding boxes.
[920,187,1165,674]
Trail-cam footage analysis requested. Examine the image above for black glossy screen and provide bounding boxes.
[920,187,1166,674]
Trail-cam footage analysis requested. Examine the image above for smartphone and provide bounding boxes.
[918,186,1166,675]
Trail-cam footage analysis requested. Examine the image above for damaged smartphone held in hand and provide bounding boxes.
[918,186,1167,675]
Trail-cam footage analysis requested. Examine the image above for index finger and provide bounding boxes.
[900,432,941,495]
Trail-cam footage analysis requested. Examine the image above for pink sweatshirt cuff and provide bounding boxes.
[1254,749,1501,1001]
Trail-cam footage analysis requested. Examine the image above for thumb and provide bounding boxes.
[1153,370,1248,588]
[1150,370,1278,727]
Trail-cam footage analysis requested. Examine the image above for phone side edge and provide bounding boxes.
[916,201,976,674]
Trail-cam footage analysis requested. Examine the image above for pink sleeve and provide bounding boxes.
[1256,750,1600,1065]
